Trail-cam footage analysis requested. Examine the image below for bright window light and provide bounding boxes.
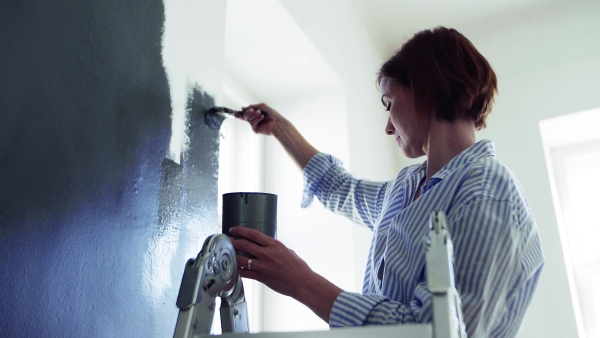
[541,108,600,338]
[212,83,263,334]
[564,151,600,263]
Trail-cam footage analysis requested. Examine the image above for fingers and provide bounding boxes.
[233,241,313,299]
[235,107,265,132]
[237,103,284,136]
[229,226,273,247]
[229,227,273,259]
[237,256,261,281]
[237,107,264,120]
[238,268,261,281]
[232,238,263,258]
[239,103,270,120]
[242,103,270,112]
[235,254,265,282]
[238,255,258,271]
[246,109,266,129]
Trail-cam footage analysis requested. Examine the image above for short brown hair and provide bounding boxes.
[378,27,497,130]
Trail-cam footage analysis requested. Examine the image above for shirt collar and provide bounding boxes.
[436,139,495,178]
[409,139,496,181]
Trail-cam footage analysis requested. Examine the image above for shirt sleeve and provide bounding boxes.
[330,283,432,327]
[329,197,543,336]
[301,152,388,229]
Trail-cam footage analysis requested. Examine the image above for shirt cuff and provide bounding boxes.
[329,291,387,328]
[301,152,343,208]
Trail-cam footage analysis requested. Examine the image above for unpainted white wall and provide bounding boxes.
[278,0,401,309]
[228,1,600,337]
[266,1,600,337]
[260,90,360,332]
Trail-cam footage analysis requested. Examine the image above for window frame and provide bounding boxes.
[541,108,600,338]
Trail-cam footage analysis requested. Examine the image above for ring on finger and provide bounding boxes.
[247,258,253,270]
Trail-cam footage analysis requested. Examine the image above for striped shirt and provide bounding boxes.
[301,140,544,337]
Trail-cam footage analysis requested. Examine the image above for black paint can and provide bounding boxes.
[222,192,277,257]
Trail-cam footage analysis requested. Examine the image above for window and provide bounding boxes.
[541,108,600,338]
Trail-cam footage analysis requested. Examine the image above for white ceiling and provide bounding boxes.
[223,0,341,104]
[346,0,568,56]
[223,0,582,104]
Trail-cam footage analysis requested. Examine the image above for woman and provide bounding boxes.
[229,27,544,337]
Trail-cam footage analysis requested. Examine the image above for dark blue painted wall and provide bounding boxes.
[0,1,220,336]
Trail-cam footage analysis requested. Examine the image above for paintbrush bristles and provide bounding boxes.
[204,106,240,130]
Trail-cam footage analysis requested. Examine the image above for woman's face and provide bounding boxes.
[379,77,430,159]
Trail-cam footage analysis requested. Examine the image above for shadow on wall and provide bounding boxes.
[0,1,220,336]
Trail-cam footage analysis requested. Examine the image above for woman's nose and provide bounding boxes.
[385,117,395,135]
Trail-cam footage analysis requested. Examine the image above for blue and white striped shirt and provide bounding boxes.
[302,140,544,337]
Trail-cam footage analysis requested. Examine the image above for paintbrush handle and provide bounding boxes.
[236,109,267,118]
[208,107,265,117]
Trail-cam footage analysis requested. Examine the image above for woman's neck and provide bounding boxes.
[424,118,476,180]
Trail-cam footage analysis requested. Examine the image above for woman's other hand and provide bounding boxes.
[229,226,310,299]
[229,226,343,323]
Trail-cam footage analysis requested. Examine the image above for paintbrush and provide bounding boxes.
[204,106,266,130]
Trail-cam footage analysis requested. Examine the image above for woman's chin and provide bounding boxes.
[401,147,423,159]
